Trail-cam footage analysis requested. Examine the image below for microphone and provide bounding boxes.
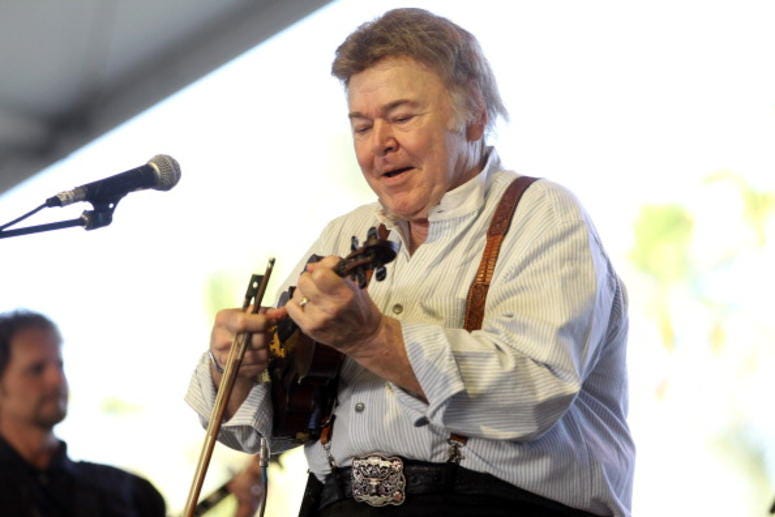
[45,154,181,207]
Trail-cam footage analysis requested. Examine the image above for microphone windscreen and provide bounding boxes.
[148,154,181,191]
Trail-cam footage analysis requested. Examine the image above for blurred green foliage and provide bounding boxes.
[630,204,694,284]
[628,171,775,514]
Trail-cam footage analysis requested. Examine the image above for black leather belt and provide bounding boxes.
[317,460,595,515]
[320,460,455,509]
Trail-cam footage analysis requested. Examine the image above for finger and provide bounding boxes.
[305,255,341,272]
[216,308,276,334]
[292,277,320,311]
[247,331,270,351]
[295,271,323,302]
[308,255,359,294]
[241,346,269,367]
[303,256,342,288]
[210,324,235,352]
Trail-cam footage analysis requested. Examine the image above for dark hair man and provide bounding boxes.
[0,309,166,516]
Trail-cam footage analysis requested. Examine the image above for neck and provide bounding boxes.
[405,144,488,253]
[0,423,59,469]
[408,220,429,254]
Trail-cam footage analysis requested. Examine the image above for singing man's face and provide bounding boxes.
[0,327,69,431]
[346,56,484,222]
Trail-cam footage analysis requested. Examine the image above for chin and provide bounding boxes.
[38,405,68,428]
[382,202,427,222]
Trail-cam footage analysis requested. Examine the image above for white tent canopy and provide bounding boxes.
[0,0,332,195]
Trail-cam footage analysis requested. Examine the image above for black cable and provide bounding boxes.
[0,203,46,231]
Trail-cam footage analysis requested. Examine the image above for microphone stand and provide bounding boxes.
[0,199,119,239]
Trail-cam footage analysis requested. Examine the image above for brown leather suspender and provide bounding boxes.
[449,175,539,454]
[464,175,539,331]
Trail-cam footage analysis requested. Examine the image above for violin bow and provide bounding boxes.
[182,259,275,517]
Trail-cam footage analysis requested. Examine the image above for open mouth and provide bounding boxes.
[383,166,413,178]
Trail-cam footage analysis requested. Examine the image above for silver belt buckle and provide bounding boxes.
[350,454,406,507]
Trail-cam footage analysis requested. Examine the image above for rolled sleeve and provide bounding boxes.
[393,323,466,425]
[184,352,272,453]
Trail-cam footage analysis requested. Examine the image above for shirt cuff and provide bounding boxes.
[396,322,465,426]
[184,351,272,453]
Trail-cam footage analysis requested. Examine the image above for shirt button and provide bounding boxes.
[354,402,365,413]
[391,304,403,315]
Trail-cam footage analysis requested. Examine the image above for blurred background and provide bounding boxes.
[1,1,773,515]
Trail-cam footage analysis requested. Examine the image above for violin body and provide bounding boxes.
[269,331,344,442]
[268,226,396,443]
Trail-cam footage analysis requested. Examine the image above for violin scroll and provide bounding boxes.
[336,225,397,288]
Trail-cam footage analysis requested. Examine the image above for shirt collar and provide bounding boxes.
[0,435,74,475]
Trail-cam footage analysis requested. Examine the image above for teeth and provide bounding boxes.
[384,167,410,178]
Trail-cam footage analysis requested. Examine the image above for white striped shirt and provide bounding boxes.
[186,148,634,516]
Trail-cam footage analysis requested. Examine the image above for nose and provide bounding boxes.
[45,362,67,388]
[371,119,397,157]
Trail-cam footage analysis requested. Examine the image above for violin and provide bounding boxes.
[268,225,396,443]
[183,226,395,515]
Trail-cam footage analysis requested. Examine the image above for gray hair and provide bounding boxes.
[332,8,508,133]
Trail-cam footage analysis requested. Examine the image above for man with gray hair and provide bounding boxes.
[188,8,634,516]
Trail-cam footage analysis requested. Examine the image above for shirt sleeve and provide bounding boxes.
[184,351,272,453]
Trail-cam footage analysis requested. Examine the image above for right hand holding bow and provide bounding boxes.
[209,306,287,382]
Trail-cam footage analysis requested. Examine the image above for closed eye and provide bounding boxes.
[393,114,415,124]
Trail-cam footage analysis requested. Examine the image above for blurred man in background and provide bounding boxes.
[0,309,166,516]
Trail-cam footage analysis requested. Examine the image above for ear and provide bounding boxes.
[465,110,486,142]
[465,90,487,141]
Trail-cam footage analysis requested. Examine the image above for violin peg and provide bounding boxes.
[356,270,367,288]
[375,266,387,282]
[351,235,359,251]
[367,226,378,240]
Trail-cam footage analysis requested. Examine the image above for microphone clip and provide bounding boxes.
[79,199,118,231]
[1,191,122,239]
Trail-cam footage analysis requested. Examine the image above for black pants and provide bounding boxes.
[319,493,582,516]
[298,467,600,517]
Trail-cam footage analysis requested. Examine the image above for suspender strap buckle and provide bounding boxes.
[446,433,468,464]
